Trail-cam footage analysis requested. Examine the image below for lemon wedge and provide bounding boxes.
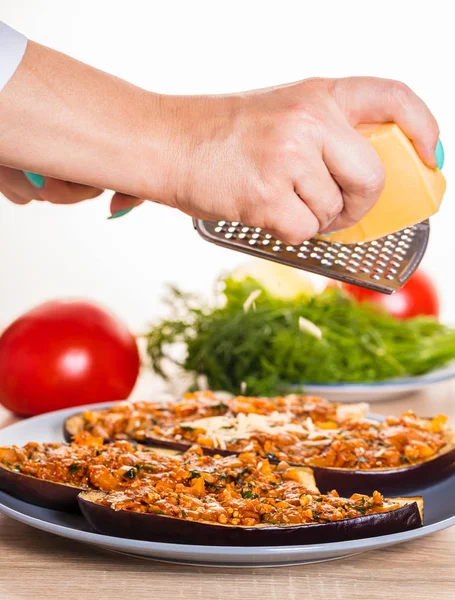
[230,259,318,299]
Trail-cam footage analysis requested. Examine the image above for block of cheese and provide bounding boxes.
[321,123,446,244]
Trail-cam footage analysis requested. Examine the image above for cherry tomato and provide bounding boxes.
[0,300,140,416]
[338,270,439,320]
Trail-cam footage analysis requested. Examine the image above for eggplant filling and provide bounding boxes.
[0,434,182,491]
[65,392,367,442]
[148,411,450,470]
[89,451,403,526]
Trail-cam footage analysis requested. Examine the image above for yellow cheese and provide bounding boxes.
[321,123,446,244]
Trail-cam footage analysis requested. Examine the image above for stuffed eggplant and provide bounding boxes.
[144,411,455,495]
[0,436,181,511]
[63,392,368,442]
[78,451,424,546]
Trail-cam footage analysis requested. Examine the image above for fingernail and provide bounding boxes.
[319,230,340,236]
[435,139,444,170]
[23,172,45,189]
[107,207,134,220]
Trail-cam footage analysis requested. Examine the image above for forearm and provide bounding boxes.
[0,41,169,200]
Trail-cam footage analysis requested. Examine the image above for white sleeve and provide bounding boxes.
[0,22,27,93]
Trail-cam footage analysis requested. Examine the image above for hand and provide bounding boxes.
[140,76,439,244]
[0,41,440,240]
[0,166,144,215]
[0,166,103,205]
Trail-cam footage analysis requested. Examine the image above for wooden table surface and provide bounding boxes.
[1,384,455,600]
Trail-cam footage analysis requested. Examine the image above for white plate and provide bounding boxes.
[1,402,455,567]
[301,361,455,403]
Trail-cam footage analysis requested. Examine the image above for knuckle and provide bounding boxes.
[357,168,385,198]
[391,80,413,107]
[322,195,343,223]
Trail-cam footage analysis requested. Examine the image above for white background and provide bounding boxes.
[0,0,453,332]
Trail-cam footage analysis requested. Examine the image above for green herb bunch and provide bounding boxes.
[145,277,455,396]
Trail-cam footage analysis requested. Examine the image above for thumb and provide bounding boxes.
[332,77,440,168]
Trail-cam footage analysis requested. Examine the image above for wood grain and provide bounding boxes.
[1,382,455,600]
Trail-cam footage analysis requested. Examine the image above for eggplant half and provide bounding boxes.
[143,433,455,496]
[0,446,180,512]
[0,462,85,512]
[79,490,423,546]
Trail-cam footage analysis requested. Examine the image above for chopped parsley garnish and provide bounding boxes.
[68,463,80,474]
[123,468,137,479]
[241,489,253,499]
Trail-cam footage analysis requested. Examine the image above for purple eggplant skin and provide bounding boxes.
[143,435,455,496]
[0,463,84,512]
[79,490,423,547]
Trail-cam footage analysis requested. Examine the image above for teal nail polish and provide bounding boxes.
[108,207,134,220]
[23,172,44,188]
[319,230,340,236]
[435,139,444,170]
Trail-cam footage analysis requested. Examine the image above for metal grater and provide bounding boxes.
[193,219,430,294]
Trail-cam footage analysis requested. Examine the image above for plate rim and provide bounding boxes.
[297,361,455,390]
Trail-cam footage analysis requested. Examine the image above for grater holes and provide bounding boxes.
[201,219,429,292]
[321,259,333,267]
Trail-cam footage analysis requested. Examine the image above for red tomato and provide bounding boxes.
[338,270,439,320]
[0,300,140,416]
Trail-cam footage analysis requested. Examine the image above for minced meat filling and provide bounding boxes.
[151,411,449,470]
[94,451,399,526]
[71,393,350,441]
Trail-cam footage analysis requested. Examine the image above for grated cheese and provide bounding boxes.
[179,412,337,450]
